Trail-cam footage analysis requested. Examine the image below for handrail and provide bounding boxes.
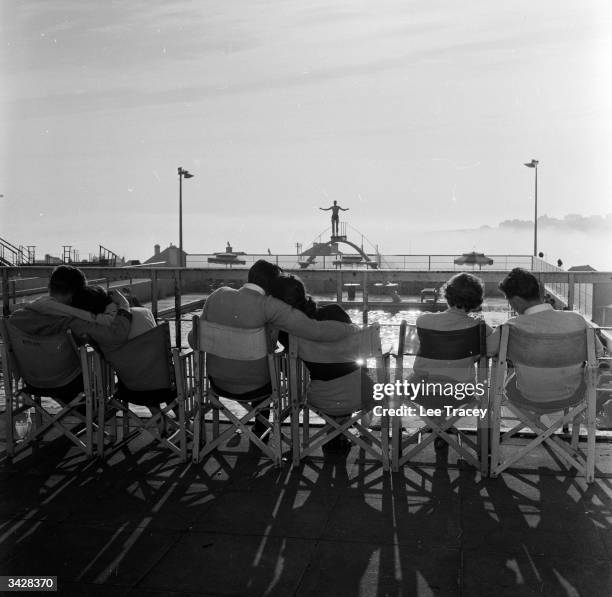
[2,265,611,328]
[0,237,32,266]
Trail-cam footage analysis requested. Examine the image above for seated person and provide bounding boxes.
[188,260,357,440]
[70,286,156,348]
[413,272,494,388]
[8,265,131,402]
[410,273,492,447]
[493,268,604,409]
[270,274,375,448]
[71,286,174,433]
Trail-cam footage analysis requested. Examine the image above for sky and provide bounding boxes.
[1,0,611,266]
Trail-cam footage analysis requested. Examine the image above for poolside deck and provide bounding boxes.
[1,421,612,597]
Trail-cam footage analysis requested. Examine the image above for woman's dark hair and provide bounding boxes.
[270,274,317,318]
[443,273,484,312]
[498,268,541,301]
[72,286,112,314]
[247,260,283,294]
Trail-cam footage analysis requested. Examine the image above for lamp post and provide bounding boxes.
[524,159,539,256]
[177,167,194,267]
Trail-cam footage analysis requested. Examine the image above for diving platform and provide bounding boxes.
[299,224,380,269]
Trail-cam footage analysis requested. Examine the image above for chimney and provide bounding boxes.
[154,244,160,256]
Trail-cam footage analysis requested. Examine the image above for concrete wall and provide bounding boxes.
[593,283,612,326]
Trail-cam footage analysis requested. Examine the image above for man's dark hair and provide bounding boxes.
[498,268,542,301]
[48,265,86,297]
[247,260,283,294]
[443,273,484,312]
[72,286,112,314]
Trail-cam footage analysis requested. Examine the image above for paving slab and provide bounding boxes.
[192,489,336,540]
[0,520,181,586]
[461,551,612,597]
[295,541,460,597]
[138,531,318,597]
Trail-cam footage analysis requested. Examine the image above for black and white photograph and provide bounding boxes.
[1,1,611,595]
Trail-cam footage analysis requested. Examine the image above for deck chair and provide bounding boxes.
[190,316,291,466]
[288,323,391,470]
[391,321,489,474]
[0,317,94,458]
[92,322,196,461]
[490,325,598,482]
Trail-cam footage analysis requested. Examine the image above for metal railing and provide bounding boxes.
[0,238,33,266]
[531,257,594,319]
[187,253,534,271]
[2,264,611,345]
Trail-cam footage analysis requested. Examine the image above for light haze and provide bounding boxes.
[1,1,611,267]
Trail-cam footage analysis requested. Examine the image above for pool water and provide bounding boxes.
[173,301,511,351]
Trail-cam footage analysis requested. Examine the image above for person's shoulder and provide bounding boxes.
[554,309,591,327]
[206,286,238,303]
[209,286,236,297]
[415,312,438,326]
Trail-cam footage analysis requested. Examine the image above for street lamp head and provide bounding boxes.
[178,166,194,178]
[524,159,539,168]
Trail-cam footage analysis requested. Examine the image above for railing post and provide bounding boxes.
[151,270,158,319]
[174,271,182,349]
[567,273,575,311]
[428,255,431,271]
[363,268,369,325]
[336,271,343,304]
[1,268,9,316]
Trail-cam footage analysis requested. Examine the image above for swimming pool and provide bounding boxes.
[174,299,512,350]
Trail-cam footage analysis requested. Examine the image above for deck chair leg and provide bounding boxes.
[586,385,597,483]
[85,393,93,457]
[178,401,187,463]
[490,390,502,478]
[33,396,43,457]
[478,409,489,477]
[291,400,300,466]
[192,398,204,464]
[391,416,400,472]
[212,404,220,439]
[6,391,15,458]
[562,407,570,434]
[303,407,310,450]
[571,415,580,450]
[381,415,390,471]
[122,402,129,440]
[97,397,106,457]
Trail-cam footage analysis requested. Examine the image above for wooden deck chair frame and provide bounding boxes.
[490,324,598,483]
[191,316,292,466]
[89,322,196,462]
[288,322,391,470]
[391,320,489,474]
[0,318,95,459]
